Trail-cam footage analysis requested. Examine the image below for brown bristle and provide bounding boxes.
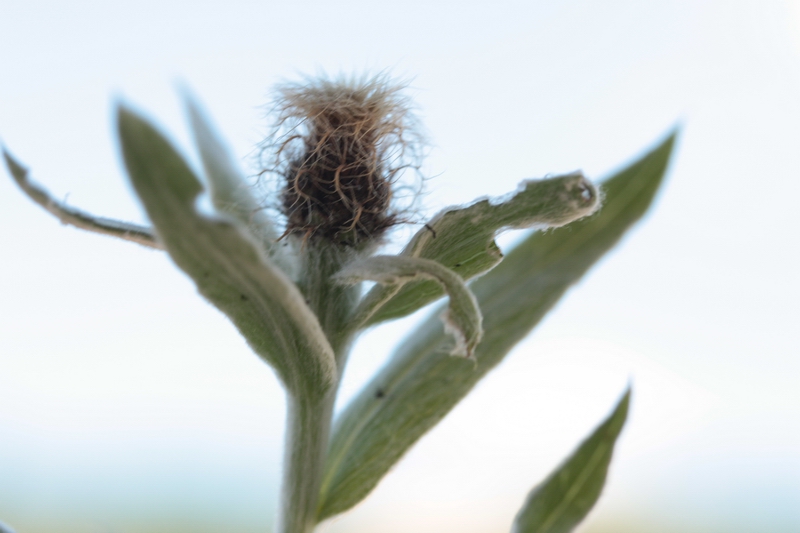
[267,75,422,246]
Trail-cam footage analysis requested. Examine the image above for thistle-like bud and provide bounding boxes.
[268,75,421,247]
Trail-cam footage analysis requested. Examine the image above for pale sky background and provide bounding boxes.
[1,1,799,532]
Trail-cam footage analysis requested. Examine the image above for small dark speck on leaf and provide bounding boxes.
[240,294,248,301]
[424,224,437,238]
[375,389,385,399]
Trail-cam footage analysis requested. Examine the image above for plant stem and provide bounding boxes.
[277,389,336,533]
[298,244,363,368]
[276,242,362,533]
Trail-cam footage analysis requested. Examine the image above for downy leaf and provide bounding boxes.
[117,105,336,395]
[511,389,630,533]
[354,172,599,327]
[2,149,160,249]
[184,94,295,274]
[336,255,482,359]
[317,131,677,519]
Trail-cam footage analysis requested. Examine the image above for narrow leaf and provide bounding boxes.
[512,390,630,533]
[336,255,482,358]
[354,172,599,327]
[116,105,336,395]
[2,149,161,249]
[184,95,295,273]
[317,131,677,519]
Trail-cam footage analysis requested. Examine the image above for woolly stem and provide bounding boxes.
[296,243,362,369]
[277,390,336,533]
[276,242,361,533]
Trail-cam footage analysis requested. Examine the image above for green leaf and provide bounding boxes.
[354,172,599,328]
[512,390,630,533]
[335,255,482,359]
[116,105,336,395]
[2,149,160,249]
[183,94,295,274]
[316,131,677,520]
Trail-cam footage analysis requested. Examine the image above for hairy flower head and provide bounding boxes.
[266,74,423,247]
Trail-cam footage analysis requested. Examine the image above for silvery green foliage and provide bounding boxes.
[2,78,676,533]
[335,255,484,359]
[512,390,630,533]
[317,132,676,520]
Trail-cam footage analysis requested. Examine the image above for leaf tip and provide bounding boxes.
[2,146,26,182]
[115,102,139,141]
[442,308,482,360]
[566,171,601,217]
[534,171,602,228]
[659,126,681,154]
[619,385,632,416]
[114,101,155,141]
[666,121,683,140]
[114,99,133,120]
[642,126,680,168]
[180,85,206,132]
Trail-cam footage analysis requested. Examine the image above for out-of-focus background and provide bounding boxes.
[1,1,799,532]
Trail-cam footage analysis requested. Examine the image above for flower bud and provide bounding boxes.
[269,75,421,247]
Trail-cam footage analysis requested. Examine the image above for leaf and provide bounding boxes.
[183,94,295,274]
[512,390,630,533]
[354,172,599,327]
[116,105,336,395]
[335,255,482,358]
[2,149,161,249]
[0,520,16,533]
[316,131,677,520]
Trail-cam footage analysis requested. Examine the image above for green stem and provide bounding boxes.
[297,243,362,368]
[277,390,336,533]
[276,241,362,533]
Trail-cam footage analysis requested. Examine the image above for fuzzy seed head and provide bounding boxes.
[267,74,423,247]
